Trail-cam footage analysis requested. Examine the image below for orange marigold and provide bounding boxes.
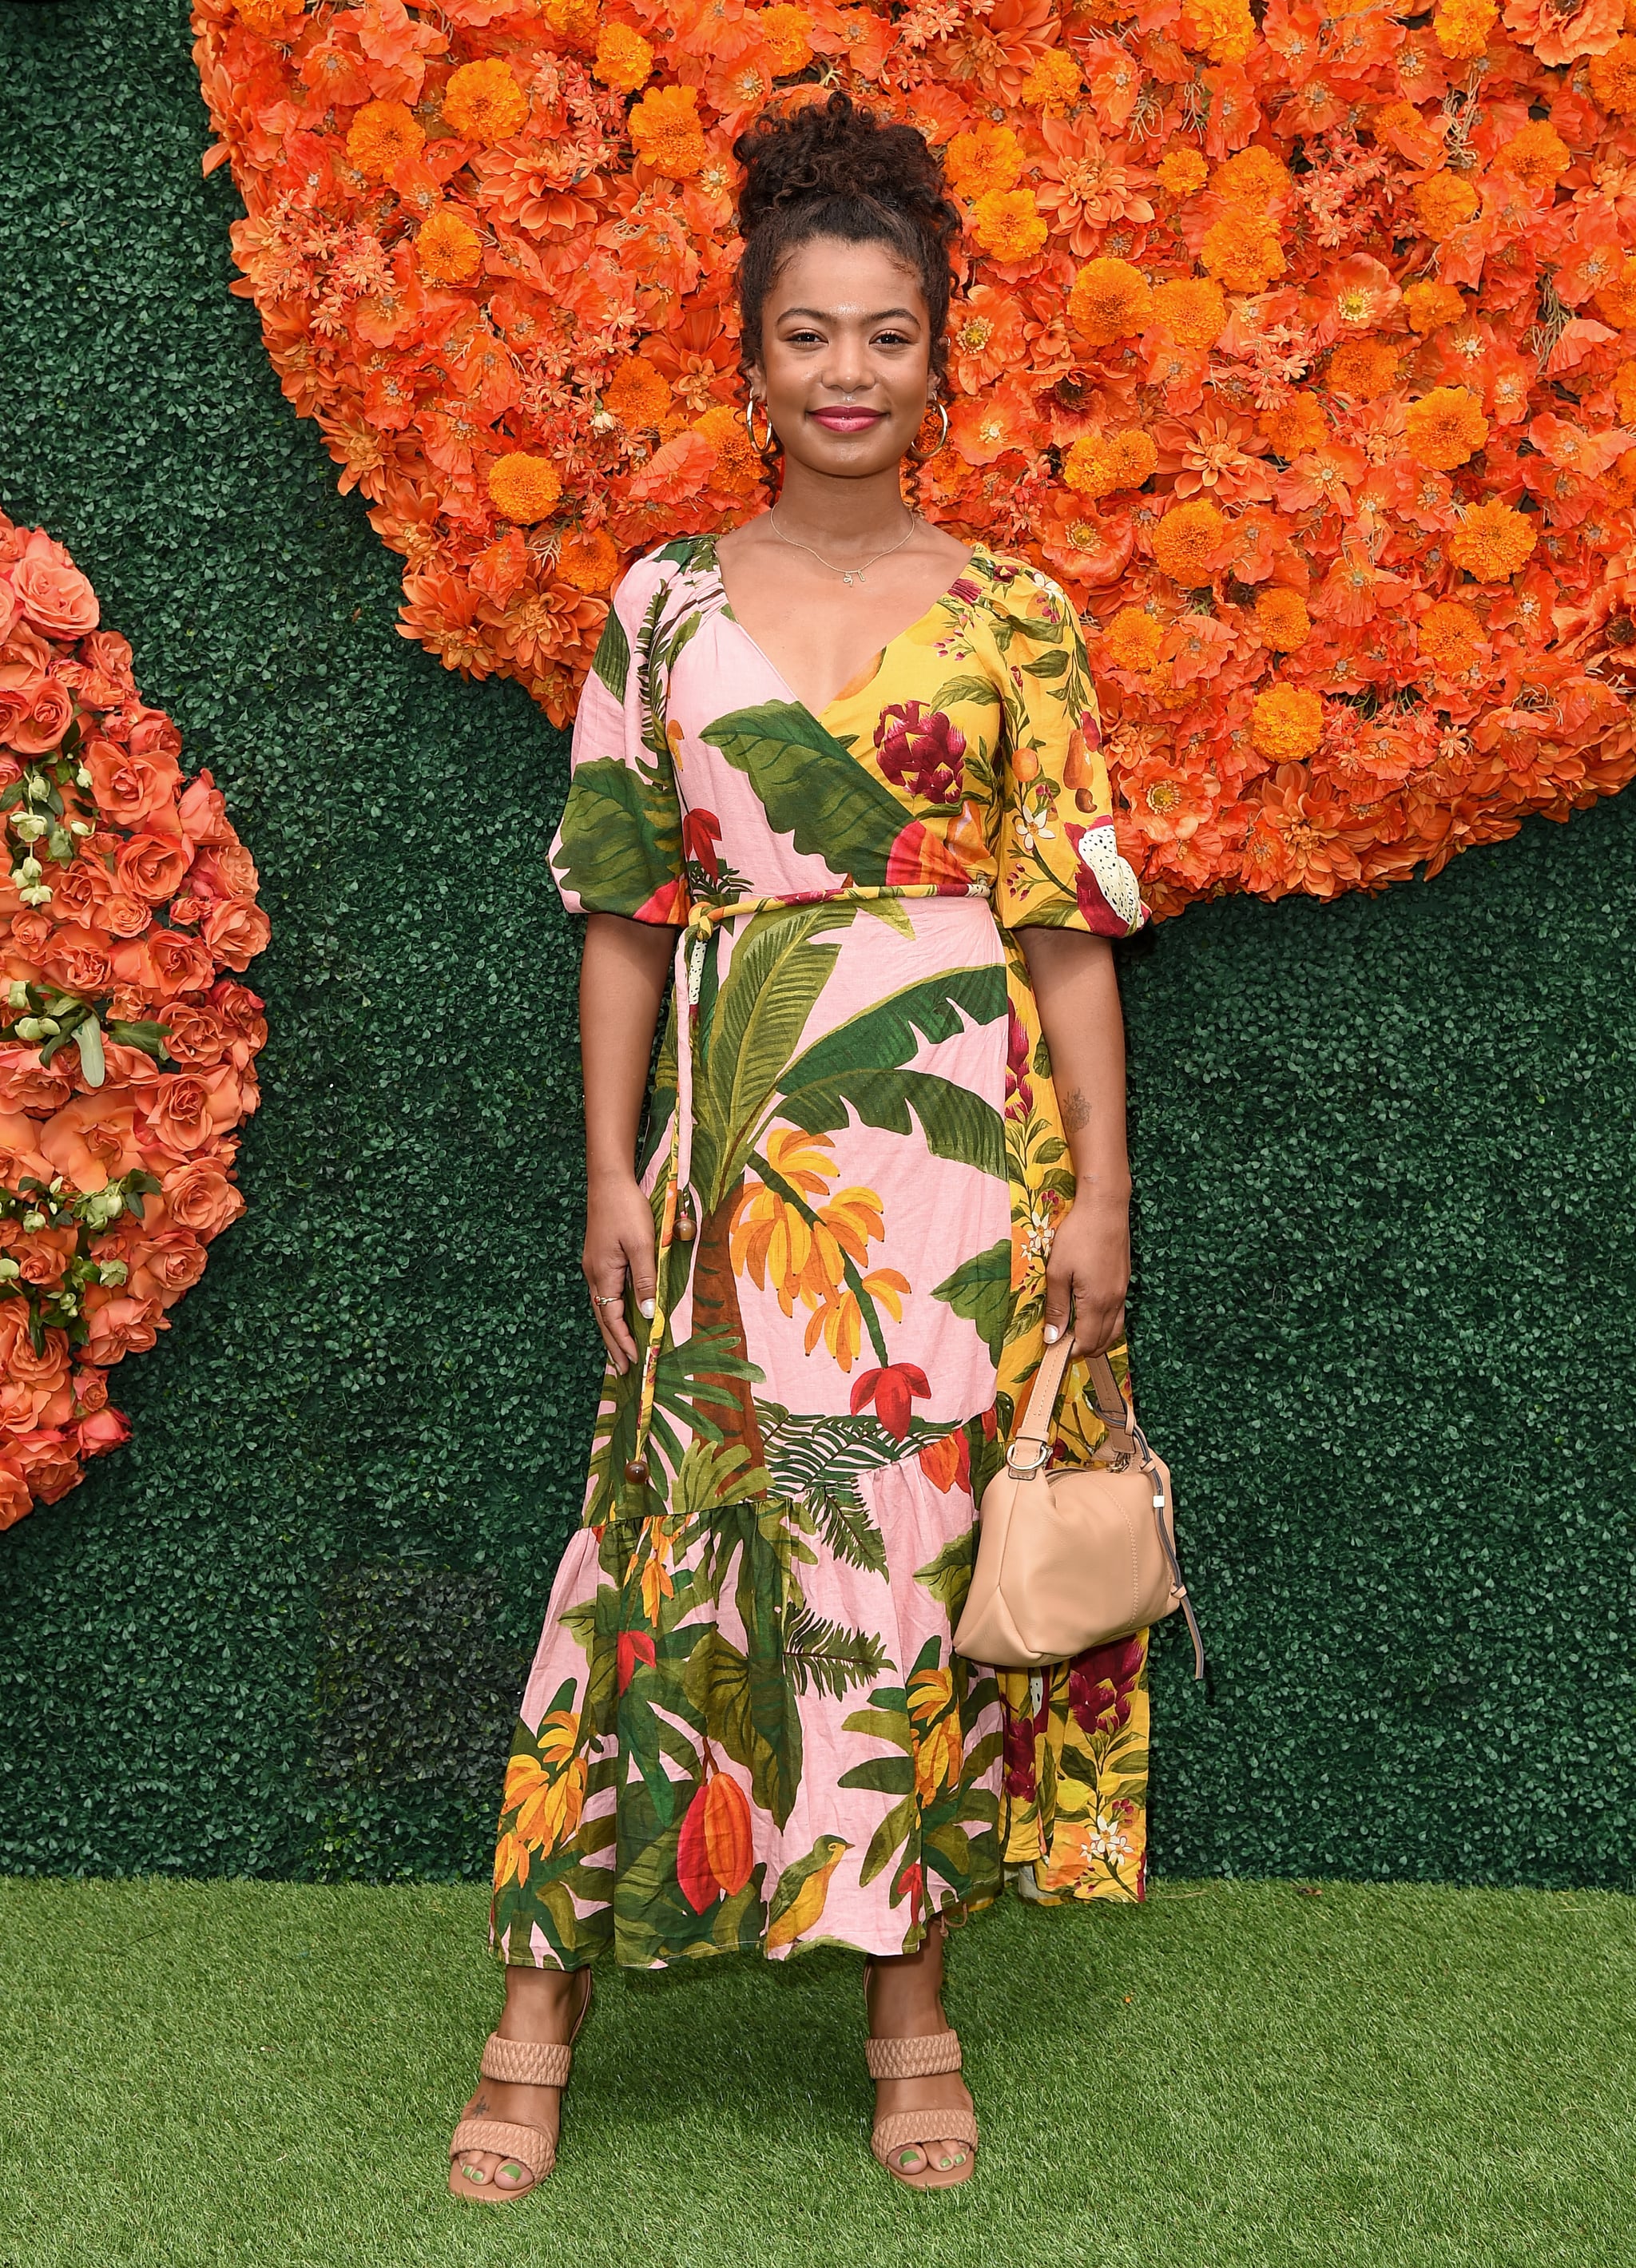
[593,22,654,89]
[1259,394,1327,457]
[415,207,482,284]
[971,189,1048,263]
[1404,280,1465,334]
[1254,586,1310,651]
[1450,499,1536,579]
[1492,120,1570,191]
[1416,599,1483,668]
[1211,145,1290,204]
[604,358,672,429]
[487,453,562,522]
[443,59,530,145]
[1201,208,1285,293]
[545,0,598,34]
[1106,607,1165,671]
[759,3,816,73]
[1019,49,1081,109]
[1157,145,1209,197]
[1068,258,1154,344]
[1433,0,1497,56]
[1180,0,1255,61]
[1412,171,1479,240]
[1614,361,1636,423]
[629,83,708,178]
[1328,338,1400,399]
[947,124,1026,197]
[694,404,760,496]
[346,100,425,183]
[232,0,305,34]
[1151,276,1227,349]
[1152,498,1227,584]
[557,528,621,594]
[1405,387,1488,470]
[1589,34,1636,109]
[1250,683,1323,761]
[1607,447,1636,506]
[1594,259,1636,328]
[1064,429,1158,498]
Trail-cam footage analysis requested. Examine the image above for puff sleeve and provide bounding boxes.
[547,558,689,925]
[979,568,1148,938]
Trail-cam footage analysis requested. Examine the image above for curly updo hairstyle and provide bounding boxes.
[732,93,961,397]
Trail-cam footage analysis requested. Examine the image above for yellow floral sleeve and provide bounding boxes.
[975,564,1149,937]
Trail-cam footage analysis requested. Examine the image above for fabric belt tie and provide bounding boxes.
[622,881,993,1485]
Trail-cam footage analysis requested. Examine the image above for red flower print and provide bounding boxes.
[1004,1001,1032,1121]
[616,1627,657,1694]
[872,702,966,805]
[1002,1706,1038,1800]
[1066,1634,1145,1738]
[681,808,721,883]
[850,1362,931,1440]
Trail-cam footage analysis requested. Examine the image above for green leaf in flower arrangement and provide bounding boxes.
[74,1017,105,1090]
[107,1020,169,1063]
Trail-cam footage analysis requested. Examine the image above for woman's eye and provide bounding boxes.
[874,331,911,348]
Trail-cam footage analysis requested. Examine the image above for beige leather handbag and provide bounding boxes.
[953,1335,1204,1677]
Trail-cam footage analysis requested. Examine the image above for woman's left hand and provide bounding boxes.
[1042,1195,1130,1357]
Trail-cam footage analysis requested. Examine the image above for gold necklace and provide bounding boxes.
[768,507,919,587]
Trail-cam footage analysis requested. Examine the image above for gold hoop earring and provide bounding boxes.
[907,399,950,466]
[744,395,780,459]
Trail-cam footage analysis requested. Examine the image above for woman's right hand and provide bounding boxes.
[583,1169,657,1376]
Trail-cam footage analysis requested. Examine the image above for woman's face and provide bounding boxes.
[749,234,936,482]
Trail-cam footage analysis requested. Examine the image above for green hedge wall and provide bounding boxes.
[1,0,1630,1890]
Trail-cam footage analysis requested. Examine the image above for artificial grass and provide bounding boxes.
[0,1877,1630,2268]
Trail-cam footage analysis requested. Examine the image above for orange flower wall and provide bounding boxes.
[193,0,1636,914]
[0,518,269,1527]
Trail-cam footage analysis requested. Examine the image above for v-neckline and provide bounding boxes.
[703,534,987,726]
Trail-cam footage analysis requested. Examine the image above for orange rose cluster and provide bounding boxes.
[0,518,270,1528]
[193,0,1636,915]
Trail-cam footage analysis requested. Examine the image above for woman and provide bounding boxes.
[449,90,1150,2202]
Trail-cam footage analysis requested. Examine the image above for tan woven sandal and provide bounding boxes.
[865,2027,979,2187]
[448,1972,592,2204]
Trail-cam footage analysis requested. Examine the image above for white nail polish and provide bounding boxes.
[638,1298,655,1318]
[1043,1324,1061,1345]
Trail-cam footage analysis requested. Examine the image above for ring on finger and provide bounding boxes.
[592,1293,621,1309]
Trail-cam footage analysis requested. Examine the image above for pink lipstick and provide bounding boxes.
[810,407,887,432]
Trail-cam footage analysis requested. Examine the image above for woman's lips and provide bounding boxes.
[809,407,887,432]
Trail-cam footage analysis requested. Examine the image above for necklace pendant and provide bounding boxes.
[842,570,856,586]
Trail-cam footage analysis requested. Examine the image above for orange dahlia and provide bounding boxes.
[1405,387,1488,471]
[1068,258,1154,344]
[1589,35,1636,109]
[1433,0,1497,55]
[1152,498,1227,584]
[557,528,620,594]
[442,59,530,144]
[415,208,482,284]
[1019,48,1081,109]
[1259,394,1327,457]
[594,23,654,90]
[1450,500,1536,579]
[947,125,1027,197]
[760,3,816,73]
[1105,607,1165,671]
[487,454,563,522]
[604,358,672,429]
[629,84,708,178]
[1594,260,1636,328]
[1254,586,1311,651]
[345,101,425,183]
[1250,684,1323,761]
[1157,145,1209,197]
[1412,171,1479,240]
[1492,120,1570,191]
[1151,277,1227,349]
[971,189,1048,263]
[1328,339,1400,399]
[1416,599,1483,668]
[1201,208,1285,293]
[1064,429,1158,498]
[1403,280,1465,335]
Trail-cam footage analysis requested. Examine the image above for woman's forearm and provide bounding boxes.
[1017,927,1131,1203]
[581,912,677,1183]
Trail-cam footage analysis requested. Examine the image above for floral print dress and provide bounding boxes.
[491,534,1153,1972]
